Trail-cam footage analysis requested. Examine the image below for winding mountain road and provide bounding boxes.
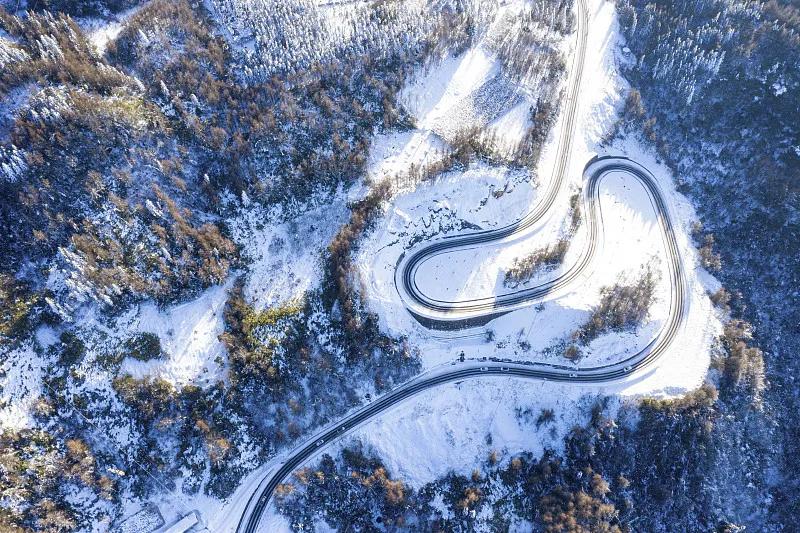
[396,0,589,328]
[236,0,689,530]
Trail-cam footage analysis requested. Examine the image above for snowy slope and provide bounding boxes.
[246,2,725,527]
[356,0,719,393]
[208,1,725,530]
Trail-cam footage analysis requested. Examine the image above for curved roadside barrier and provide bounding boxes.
[395,0,589,328]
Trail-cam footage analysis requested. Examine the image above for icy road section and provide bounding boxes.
[409,170,667,306]
[356,0,719,393]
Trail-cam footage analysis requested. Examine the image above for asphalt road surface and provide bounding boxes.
[236,156,688,533]
[395,0,590,328]
[236,0,690,530]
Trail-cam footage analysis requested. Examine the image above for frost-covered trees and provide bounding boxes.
[714,319,765,399]
[574,268,656,345]
[207,0,486,80]
[0,9,132,96]
[504,240,569,287]
[617,0,740,105]
[275,431,625,532]
[21,0,145,17]
[616,1,796,527]
[276,443,414,531]
[487,0,572,88]
[0,7,238,315]
[0,429,117,531]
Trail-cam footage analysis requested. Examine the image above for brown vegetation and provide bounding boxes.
[324,182,394,352]
[574,269,656,346]
[539,486,622,533]
[0,9,134,98]
[0,429,115,531]
[0,275,40,343]
[219,281,306,390]
[713,319,765,399]
[276,443,414,530]
[505,239,569,287]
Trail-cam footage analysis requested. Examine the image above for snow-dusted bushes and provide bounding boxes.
[111,375,247,496]
[0,429,117,531]
[123,332,161,361]
[220,282,308,391]
[574,268,656,346]
[275,422,625,532]
[0,274,40,344]
[210,279,418,494]
[0,9,133,98]
[504,240,569,287]
[713,319,765,400]
[516,97,562,167]
[0,6,239,314]
[323,182,391,346]
[207,0,485,80]
[276,442,413,530]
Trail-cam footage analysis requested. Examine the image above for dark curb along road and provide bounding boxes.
[237,0,689,530]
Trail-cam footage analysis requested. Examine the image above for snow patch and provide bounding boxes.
[0,340,46,430]
[118,282,232,387]
[227,194,350,311]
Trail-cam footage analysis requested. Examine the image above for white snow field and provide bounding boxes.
[116,282,232,387]
[0,340,46,430]
[227,192,351,311]
[357,0,719,393]
[0,0,723,530]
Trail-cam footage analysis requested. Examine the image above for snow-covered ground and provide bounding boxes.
[210,2,719,529]
[76,5,144,54]
[221,376,612,533]
[1,159,353,533]
[0,1,726,530]
[227,193,350,312]
[357,0,718,391]
[211,1,725,530]
[0,339,47,430]
[116,282,231,387]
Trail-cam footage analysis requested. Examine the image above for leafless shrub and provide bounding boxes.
[505,240,569,287]
[568,193,581,233]
[324,182,395,356]
[574,268,657,345]
[710,287,731,312]
[713,319,765,400]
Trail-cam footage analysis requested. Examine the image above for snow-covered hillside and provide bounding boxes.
[219,0,724,530]
[357,0,718,392]
[2,0,779,530]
